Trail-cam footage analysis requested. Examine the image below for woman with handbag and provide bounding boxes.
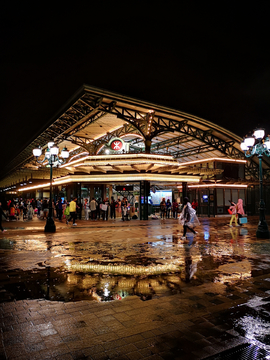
[236,199,245,226]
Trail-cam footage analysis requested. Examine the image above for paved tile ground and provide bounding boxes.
[1,215,270,359]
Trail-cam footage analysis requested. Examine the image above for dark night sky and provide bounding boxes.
[1,3,270,176]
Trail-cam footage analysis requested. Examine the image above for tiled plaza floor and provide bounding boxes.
[1,215,270,359]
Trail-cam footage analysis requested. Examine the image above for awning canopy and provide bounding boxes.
[1,84,269,189]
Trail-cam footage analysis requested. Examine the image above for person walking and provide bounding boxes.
[42,199,49,219]
[9,202,16,221]
[37,199,41,217]
[229,201,238,227]
[172,199,178,219]
[15,203,20,220]
[110,197,116,220]
[69,198,77,226]
[0,202,7,232]
[22,200,27,220]
[90,198,97,220]
[166,199,171,219]
[122,203,129,221]
[58,198,63,221]
[19,199,24,218]
[121,197,128,221]
[27,201,34,220]
[101,200,108,220]
[64,203,70,224]
[179,197,199,240]
[55,199,59,219]
[160,198,166,220]
[236,199,245,226]
[117,199,121,216]
[96,198,101,220]
[84,199,90,220]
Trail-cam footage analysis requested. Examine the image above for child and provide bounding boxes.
[64,203,70,224]
[122,204,129,221]
[229,201,238,227]
[9,204,16,221]
[27,202,34,220]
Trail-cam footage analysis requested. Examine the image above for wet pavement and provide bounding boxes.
[1,215,270,359]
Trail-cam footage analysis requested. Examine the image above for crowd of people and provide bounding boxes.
[1,198,37,221]
[0,196,135,229]
[0,196,246,239]
[83,197,132,222]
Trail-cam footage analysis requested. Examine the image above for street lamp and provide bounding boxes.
[33,142,69,232]
[240,129,270,238]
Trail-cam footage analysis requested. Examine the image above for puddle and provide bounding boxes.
[0,266,183,303]
[0,227,269,303]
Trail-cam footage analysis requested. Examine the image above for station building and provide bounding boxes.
[1,85,269,218]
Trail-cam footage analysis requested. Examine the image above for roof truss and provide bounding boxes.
[1,85,269,187]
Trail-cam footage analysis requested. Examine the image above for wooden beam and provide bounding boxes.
[157,165,179,173]
[92,166,107,173]
[145,164,155,172]
[131,165,141,172]
[151,165,168,173]
[111,165,124,173]
[78,166,91,174]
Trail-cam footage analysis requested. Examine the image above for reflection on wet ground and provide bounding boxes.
[0,226,255,303]
[0,218,268,304]
[0,267,183,302]
[1,216,270,358]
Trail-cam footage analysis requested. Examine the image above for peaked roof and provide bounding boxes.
[1,84,268,187]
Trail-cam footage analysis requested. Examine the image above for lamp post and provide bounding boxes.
[240,129,270,239]
[33,142,69,232]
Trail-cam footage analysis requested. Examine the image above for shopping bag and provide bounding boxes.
[239,217,247,224]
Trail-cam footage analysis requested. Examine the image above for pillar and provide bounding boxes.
[139,180,150,220]
[144,139,152,154]
[182,181,187,200]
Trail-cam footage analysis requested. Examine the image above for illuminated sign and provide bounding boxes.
[106,138,129,153]
[111,140,123,151]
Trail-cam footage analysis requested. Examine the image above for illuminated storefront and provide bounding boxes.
[1,85,269,217]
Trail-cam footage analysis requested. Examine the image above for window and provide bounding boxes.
[225,189,231,205]
[216,189,223,206]
[231,189,238,203]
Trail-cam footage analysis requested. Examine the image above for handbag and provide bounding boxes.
[239,217,247,224]
[228,209,232,215]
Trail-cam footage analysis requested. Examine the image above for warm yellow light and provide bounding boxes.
[60,153,177,169]
[178,157,247,166]
[183,184,248,189]
[18,183,51,192]
[53,173,201,185]
[68,152,89,162]
[66,262,182,275]
[59,155,90,168]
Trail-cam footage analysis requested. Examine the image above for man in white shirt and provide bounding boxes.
[90,198,97,221]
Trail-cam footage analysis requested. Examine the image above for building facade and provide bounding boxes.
[1,85,269,218]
